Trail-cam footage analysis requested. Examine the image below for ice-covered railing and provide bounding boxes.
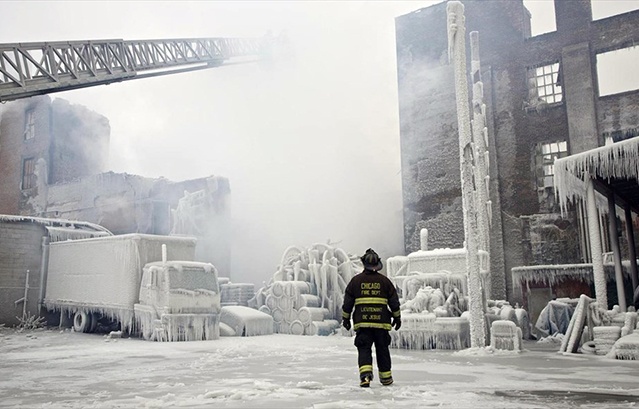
[554,136,639,213]
[0,214,112,237]
[45,226,111,242]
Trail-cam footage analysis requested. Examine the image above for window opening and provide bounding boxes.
[597,46,639,96]
[528,62,563,105]
[523,0,557,36]
[592,1,639,20]
[22,157,36,190]
[24,109,35,140]
[535,141,568,210]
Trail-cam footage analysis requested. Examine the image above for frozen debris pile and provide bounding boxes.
[389,272,529,350]
[605,310,638,359]
[555,294,639,359]
[486,300,531,341]
[219,306,273,337]
[490,320,522,351]
[220,282,255,307]
[250,243,361,335]
[534,299,575,339]
[609,333,639,360]
[593,326,621,355]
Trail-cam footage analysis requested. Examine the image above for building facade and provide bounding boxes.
[0,96,110,215]
[396,0,639,311]
[0,96,232,279]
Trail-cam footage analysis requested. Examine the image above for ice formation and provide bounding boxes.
[43,234,223,341]
[552,294,639,358]
[608,318,639,360]
[534,299,575,338]
[447,0,486,348]
[219,306,273,337]
[0,214,112,242]
[554,136,639,213]
[489,320,522,352]
[220,283,255,306]
[249,243,359,336]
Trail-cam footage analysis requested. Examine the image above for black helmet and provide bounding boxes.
[361,248,383,271]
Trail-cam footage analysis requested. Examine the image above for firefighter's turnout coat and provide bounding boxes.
[342,268,401,331]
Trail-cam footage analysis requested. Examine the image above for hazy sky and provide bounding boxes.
[2,0,637,285]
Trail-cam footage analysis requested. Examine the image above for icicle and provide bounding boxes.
[554,136,639,214]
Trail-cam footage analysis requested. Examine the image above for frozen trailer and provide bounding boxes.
[43,233,221,341]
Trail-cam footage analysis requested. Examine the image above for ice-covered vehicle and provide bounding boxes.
[43,234,221,341]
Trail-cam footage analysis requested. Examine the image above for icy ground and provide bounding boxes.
[1,328,638,408]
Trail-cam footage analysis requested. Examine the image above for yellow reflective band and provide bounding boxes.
[392,310,401,318]
[359,365,373,373]
[342,311,350,319]
[379,370,392,378]
[355,297,388,306]
[354,322,392,331]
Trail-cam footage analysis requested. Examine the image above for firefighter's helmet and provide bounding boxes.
[361,248,383,271]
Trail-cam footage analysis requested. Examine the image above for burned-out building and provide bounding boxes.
[396,0,639,320]
[0,96,231,281]
[0,95,109,215]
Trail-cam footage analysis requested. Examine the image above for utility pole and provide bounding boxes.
[447,1,486,348]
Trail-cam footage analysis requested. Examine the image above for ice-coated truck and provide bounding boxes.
[42,233,221,341]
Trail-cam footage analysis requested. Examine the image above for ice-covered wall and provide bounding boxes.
[43,173,232,276]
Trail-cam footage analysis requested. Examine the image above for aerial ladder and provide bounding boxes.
[0,37,268,102]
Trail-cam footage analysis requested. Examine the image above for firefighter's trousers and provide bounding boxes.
[354,327,392,380]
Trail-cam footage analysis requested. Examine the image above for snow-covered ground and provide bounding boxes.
[1,327,638,408]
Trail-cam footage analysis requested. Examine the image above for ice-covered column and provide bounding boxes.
[469,31,491,300]
[447,1,486,348]
[624,206,639,293]
[586,178,607,309]
[607,194,626,311]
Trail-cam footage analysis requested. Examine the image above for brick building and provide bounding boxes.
[0,95,110,215]
[396,0,639,318]
[0,96,232,282]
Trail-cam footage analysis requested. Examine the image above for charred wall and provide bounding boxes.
[0,97,110,215]
[43,173,232,276]
[50,99,110,183]
[0,96,52,215]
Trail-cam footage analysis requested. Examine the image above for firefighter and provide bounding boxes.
[342,248,401,387]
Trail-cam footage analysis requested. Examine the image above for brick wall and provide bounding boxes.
[0,96,52,215]
[0,221,45,326]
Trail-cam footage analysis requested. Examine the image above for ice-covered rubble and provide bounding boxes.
[249,243,360,336]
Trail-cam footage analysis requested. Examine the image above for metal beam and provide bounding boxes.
[0,37,261,102]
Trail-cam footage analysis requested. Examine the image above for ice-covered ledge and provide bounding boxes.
[512,262,634,288]
[554,136,639,212]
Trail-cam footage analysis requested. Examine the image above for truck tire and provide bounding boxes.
[73,311,93,333]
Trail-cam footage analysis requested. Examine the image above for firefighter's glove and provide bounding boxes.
[342,318,351,331]
[392,317,401,331]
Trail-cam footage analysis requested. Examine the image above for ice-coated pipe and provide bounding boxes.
[420,228,428,251]
[38,236,50,309]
